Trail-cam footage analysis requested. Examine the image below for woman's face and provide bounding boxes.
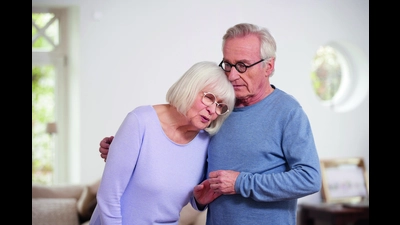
[186,91,226,130]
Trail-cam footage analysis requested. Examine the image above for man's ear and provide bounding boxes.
[265,57,275,76]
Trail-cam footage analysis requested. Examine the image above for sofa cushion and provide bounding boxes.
[32,198,80,225]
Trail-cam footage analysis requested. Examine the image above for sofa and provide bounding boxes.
[32,180,206,225]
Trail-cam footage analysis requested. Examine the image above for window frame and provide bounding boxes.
[32,7,70,184]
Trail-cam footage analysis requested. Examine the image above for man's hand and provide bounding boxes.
[193,179,222,209]
[208,170,240,195]
[99,136,114,162]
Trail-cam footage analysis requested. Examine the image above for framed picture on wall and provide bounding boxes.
[320,157,369,204]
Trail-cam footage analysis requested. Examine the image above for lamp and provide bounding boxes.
[46,122,57,134]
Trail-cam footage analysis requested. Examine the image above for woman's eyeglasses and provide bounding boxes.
[202,92,229,115]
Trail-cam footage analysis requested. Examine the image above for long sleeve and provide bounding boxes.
[96,109,143,225]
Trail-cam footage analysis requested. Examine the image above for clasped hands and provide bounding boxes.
[193,170,240,208]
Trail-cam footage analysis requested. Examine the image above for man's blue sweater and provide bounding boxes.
[206,87,321,225]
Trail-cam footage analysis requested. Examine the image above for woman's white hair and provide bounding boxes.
[166,61,235,135]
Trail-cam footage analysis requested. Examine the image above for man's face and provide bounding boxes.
[222,34,274,106]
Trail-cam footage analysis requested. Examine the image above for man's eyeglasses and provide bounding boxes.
[202,92,229,116]
[219,58,266,73]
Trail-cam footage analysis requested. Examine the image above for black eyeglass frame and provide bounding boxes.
[219,58,266,73]
[202,92,230,116]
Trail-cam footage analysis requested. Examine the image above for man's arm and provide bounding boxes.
[99,136,114,162]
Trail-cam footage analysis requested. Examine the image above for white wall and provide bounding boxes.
[32,0,369,204]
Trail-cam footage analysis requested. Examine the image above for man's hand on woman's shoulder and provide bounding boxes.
[99,136,114,162]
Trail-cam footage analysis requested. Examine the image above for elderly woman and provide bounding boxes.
[89,61,235,225]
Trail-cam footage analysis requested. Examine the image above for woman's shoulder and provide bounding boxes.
[132,105,154,112]
[126,105,157,121]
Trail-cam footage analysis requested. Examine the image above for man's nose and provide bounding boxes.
[226,68,242,81]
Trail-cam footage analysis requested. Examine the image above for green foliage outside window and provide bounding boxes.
[32,65,55,184]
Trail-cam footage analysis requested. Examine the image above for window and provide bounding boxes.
[310,45,343,102]
[32,8,68,185]
[32,11,59,51]
[310,40,369,112]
